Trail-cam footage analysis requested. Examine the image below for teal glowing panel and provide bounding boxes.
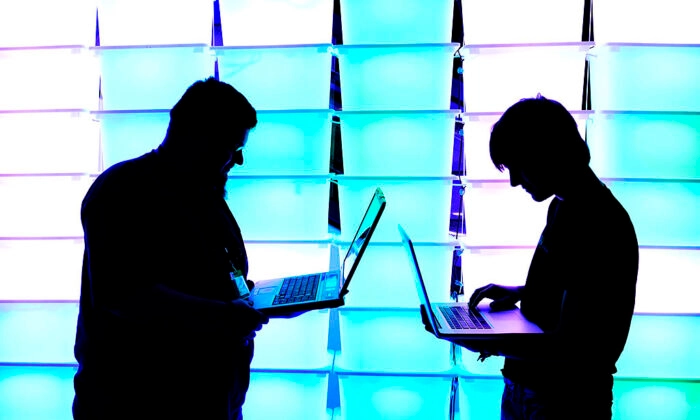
[606,181,700,247]
[589,44,700,112]
[0,366,76,420]
[338,111,458,177]
[339,0,453,44]
[97,111,170,170]
[335,309,452,374]
[245,372,330,420]
[458,377,505,420]
[589,112,700,180]
[0,303,78,364]
[613,380,700,419]
[337,374,452,420]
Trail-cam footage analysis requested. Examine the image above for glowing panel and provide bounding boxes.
[215,45,332,110]
[461,247,535,291]
[97,45,214,110]
[0,111,99,175]
[463,111,590,181]
[245,372,330,420]
[338,110,458,177]
[0,303,78,364]
[235,110,333,175]
[635,249,700,314]
[0,366,76,420]
[462,0,585,44]
[0,47,98,111]
[251,310,331,370]
[339,242,456,308]
[617,315,700,379]
[245,241,332,281]
[334,44,458,111]
[613,380,700,420]
[96,111,169,170]
[463,182,551,247]
[336,176,455,243]
[337,374,452,420]
[0,176,92,238]
[219,0,333,46]
[594,0,700,44]
[589,112,700,180]
[0,0,96,47]
[339,0,453,44]
[588,44,700,112]
[97,0,213,46]
[335,309,452,373]
[606,181,700,247]
[457,377,506,420]
[225,176,330,241]
[0,239,83,301]
[462,43,590,113]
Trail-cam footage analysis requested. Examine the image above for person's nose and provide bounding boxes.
[232,149,244,166]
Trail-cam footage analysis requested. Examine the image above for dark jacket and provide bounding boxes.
[73,149,252,419]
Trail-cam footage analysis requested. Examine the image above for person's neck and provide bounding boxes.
[554,167,602,201]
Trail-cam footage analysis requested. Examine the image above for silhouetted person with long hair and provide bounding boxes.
[73,78,269,420]
[423,96,638,419]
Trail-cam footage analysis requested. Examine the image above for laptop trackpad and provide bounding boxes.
[257,286,277,295]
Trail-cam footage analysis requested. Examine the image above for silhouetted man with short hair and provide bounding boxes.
[73,77,269,420]
[423,96,638,419]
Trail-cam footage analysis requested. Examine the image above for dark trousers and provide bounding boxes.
[501,378,613,420]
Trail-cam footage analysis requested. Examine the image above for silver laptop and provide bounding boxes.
[399,224,543,337]
[251,187,386,317]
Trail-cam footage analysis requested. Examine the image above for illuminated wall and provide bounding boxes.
[0,1,698,419]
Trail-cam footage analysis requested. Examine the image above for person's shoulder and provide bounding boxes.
[83,152,158,206]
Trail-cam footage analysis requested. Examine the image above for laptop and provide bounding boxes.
[251,187,386,317]
[398,224,543,338]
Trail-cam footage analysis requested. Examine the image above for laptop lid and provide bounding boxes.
[339,187,386,295]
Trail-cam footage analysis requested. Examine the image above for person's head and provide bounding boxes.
[489,95,590,201]
[162,77,257,185]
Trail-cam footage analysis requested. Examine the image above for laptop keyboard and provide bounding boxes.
[439,305,492,330]
[272,274,321,305]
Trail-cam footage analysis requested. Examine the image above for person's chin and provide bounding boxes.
[530,191,553,202]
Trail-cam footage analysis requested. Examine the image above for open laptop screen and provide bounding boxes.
[340,188,386,292]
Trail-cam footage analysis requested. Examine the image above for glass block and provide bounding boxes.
[219,0,333,46]
[337,373,452,420]
[463,182,551,247]
[95,111,169,170]
[0,366,76,420]
[215,45,332,110]
[606,181,700,247]
[613,380,700,420]
[234,110,333,175]
[0,111,99,175]
[339,0,453,44]
[0,47,99,111]
[594,0,700,44]
[335,309,452,373]
[617,315,700,379]
[635,249,700,314]
[334,44,458,111]
[0,303,78,364]
[461,247,534,291]
[225,176,330,241]
[0,0,96,47]
[338,110,458,177]
[339,242,456,309]
[459,350,506,377]
[97,45,215,110]
[0,175,92,237]
[97,0,213,46]
[245,371,330,420]
[463,111,590,181]
[336,176,455,243]
[457,376,506,420]
[251,309,331,370]
[462,43,590,113]
[462,0,585,44]
[588,112,700,180]
[0,239,83,301]
[245,241,332,281]
[588,44,700,112]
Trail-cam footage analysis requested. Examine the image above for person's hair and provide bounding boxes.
[489,95,590,172]
[163,77,257,148]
